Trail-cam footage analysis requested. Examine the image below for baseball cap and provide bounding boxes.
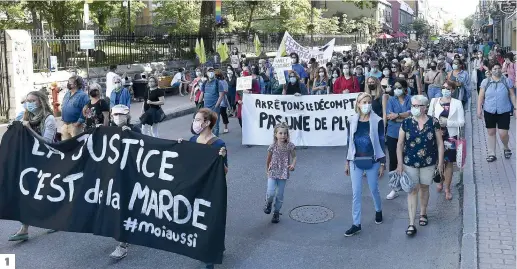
[207,67,214,71]
[111,104,130,115]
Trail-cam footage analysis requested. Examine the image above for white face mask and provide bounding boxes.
[319,72,324,77]
[196,71,202,77]
[411,107,421,117]
[383,70,390,76]
[343,68,350,74]
[208,72,215,79]
[332,73,338,78]
[371,67,377,72]
[360,104,372,114]
[441,89,452,98]
[394,88,403,96]
[452,64,459,70]
[291,58,297,64]
[113,115,127,126]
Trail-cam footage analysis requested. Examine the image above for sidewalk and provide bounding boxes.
[0,94,196,141]
[469,91,516,269]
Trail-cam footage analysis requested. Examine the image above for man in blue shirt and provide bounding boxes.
[200,67,225,136]
[61,76,90,140]
[110,77,132,109]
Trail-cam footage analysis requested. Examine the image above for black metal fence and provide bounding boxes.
[0,30,10,120]
[30,29,366,73]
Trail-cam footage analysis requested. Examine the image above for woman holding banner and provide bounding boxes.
[344,92,385,236]
[179,108,227,269]
[8,91,57,242]
[282,71,308,96]
[312,67,328,95]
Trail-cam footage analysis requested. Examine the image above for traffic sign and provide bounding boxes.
[79,30,95,50]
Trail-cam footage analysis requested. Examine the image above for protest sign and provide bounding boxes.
[230,55,240,69]
[272,57,292,70]
[241,93,360,146]
[275,68,287,85]
[236,76,252,91]
[276,32,335,66]
[407,40,419,51]
[0,123,227,264]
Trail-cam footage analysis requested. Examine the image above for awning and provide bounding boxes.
[382,22,393,30]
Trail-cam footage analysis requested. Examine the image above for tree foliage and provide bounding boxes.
[463,17,474,34]
[342,0,378,9]
[443,20,454,33]
[410,18,431,38]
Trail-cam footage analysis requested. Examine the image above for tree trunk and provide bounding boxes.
[199,1,215,51]
[30,7,41,31]
[245,5,256,35]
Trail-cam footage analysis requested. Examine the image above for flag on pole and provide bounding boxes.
[200,38,207,64]
[195,38,201,61]
[215,0,222,23]
[277,32,287,57]
[254,34,262,57]
[217,41,229,62]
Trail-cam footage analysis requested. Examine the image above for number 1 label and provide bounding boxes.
[0,254,15,269]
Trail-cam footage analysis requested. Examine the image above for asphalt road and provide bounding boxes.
[0,115,462,269]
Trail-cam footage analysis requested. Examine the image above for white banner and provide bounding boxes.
[242,93,360,147]
[272,57,292,70]
[275,68,287,85]
[276,32,335,66]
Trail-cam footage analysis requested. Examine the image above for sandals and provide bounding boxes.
[419,215,428,226]
[406,225,417,236]
[504,149,512,159]
[486,155,497,162]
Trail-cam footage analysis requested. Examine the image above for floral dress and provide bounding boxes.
[438,102,457,163]
[401,116,440,168]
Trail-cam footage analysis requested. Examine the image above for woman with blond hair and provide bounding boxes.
[8,90,57,242]
[344,92,386,236]
[365,76,388,120]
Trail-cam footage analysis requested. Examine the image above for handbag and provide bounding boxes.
[354,156,375,170]
[449,127,467,169]
[433,165,443,183]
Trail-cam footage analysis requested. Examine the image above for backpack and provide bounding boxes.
[485,77,511,92]
[201,79,219,93]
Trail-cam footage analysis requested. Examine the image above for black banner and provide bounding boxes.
[0,122,227,264]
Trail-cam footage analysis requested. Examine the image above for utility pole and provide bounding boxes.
[310,0,314,48]
[127,0,132,63]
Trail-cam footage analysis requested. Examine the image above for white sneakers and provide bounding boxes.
[110,244,128,259]
[386,190,399,200]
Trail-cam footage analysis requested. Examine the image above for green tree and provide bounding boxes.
[342,0,378,9]
[443,20,454,33]
[0,1,30,30]
[410,18,430,38]
[463,16,473,34]
[153,0,201,34]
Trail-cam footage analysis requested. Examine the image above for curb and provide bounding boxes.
[459,95,478,269]
[132,105,197,129]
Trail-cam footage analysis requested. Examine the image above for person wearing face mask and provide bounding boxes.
[83,83,110,131]
[141,76,165,137]
[365,76,388,120]
[477,63,517,162]
[225,66,238,113]
[170,67,191,96]
[283,70,308,96]
[285,52,308,87]
[325,62,333,78]
[366,61,382,80]
[502,52,516,85]
[105,65,120,101]
[344,92,386,237]
[312,67,328,95]
[427,81,465,200]
[437,56,452,73]
[385,79,412,200]
[425,61,446,98]
[190,68,204,106]
[258,59,272,94]
[61,76,90,140]
[474,52,488,92]
[327,67,342,94]
[8,90,57,242]
[109,77,131,109]
[199,67,226,136]
[396,95,444,236]
[381,66,395,89]
[107,104,141,260]
[333,63,359,94]
[446,59,470,107]
[177,108,227,269]
[355,66,365,92]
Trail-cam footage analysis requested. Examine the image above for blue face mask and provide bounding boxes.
[289,77,297,84]
[26,102,38,113]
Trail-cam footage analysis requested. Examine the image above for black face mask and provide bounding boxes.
[368,84,376,90]
[430,66,437,70]
[89,90,99,98]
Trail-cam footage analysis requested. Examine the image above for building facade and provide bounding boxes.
[318,0,393,32]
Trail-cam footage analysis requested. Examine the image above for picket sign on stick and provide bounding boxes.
[236,76,252,91]
[242,93,360,147]
[275,68,287,85]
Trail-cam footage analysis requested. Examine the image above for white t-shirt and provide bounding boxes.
[106,71,120,98]
[171,72,183,86]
